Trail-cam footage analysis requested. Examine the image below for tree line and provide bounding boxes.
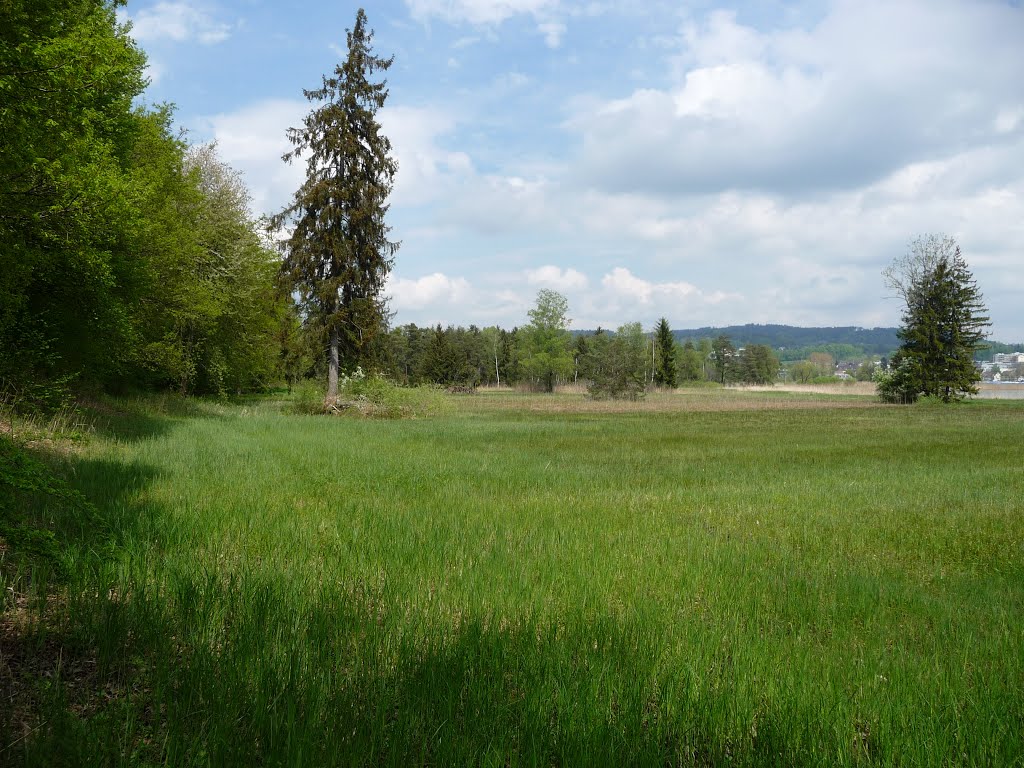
[346,290,782,398]
[1,0,288,408]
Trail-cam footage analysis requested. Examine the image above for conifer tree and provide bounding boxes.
[274,8,398,400]
[653,317,677,388]
[884,235,989,402]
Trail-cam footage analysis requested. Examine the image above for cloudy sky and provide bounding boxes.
[122,0,1024,339]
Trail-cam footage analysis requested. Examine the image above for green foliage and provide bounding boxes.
[653,317,677,388]
[710,335,738,384]
[874,355,920,404]
[290,369,451,418]
[0,4,284,400]
[854,360,877,381]
[885,235,990,403]
[738,344,780,384]
[586,322,648,400]
[0,0,147,388]
[671,325,901,358]
[421,326,461,386]
[274,9,398,397]
[335,368,450,418]
[675,339,707,382]
[520,290,573,392]
[788,360,816,384]
[0,426,100,580]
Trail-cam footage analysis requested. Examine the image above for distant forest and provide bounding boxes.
[575,325,1021,363]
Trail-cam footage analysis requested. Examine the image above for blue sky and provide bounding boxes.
[122,0,1024,339]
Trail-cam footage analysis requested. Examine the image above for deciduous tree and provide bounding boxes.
[710,335,737,384]
[521,290,573,392]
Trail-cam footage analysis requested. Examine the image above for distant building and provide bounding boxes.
[994,352,1024,365]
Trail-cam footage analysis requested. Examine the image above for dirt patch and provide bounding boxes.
[737,382,877,396]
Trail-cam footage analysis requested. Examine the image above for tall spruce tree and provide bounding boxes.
[653,317,677,388]
[884,235,989,403]
[274,9,398,400]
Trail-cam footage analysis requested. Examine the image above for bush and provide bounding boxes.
[874,358,919,404]
[293,369,452,418]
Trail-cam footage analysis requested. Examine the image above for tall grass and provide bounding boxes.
[4,390,1023,765]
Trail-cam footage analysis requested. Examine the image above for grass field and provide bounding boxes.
[3,388,1023,765]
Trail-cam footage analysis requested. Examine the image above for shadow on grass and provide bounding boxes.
[0,401,180,764]
[82,568,829,768]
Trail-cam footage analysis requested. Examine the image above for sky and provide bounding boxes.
[120,0,1024,340]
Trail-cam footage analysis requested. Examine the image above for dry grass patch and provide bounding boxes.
[466,386,880,414]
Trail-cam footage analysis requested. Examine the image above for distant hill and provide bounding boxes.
[575,324,901,361]
[573,324,1020,361]
[670,324,900,354]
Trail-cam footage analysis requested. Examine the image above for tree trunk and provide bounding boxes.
[327,326,340,400]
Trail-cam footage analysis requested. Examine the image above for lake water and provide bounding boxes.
[976,384,1024,400]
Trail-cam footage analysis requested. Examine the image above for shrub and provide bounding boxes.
[874,358,919,404]
[293,369,451,418]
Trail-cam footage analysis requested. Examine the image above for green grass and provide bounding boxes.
[3,390,1024,765]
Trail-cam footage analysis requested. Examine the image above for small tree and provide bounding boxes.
[521,289,573,392]
[873,354,919,404]
[788,360,816,384]
[884,235,990,402]
[808,352,835,378]
[274,9,398,402]
[710,335,737,384]
[653,317,677,388]
[676,339,703,382]
[740,344,780,385]
[588,322,647,400]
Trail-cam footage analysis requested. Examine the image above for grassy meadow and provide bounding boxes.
[2,388,1023,765]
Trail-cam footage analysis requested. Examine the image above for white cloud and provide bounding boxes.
[405,0,568,47]
[526,265,588,290]
[387,273,473,311]
[569,0,1024,197]
[601,267,730,306]
[197,101,473,217]
[199,99,308,217]
[128,1,232,45]
[405,0,557,26]
[378,107,474,207]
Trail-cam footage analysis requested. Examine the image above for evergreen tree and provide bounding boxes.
[274,9,398,401]
[886,236,989,402]
[587,323,647,400]
[653,317,677,388]
[739,344,780,385]
[422,325,459,385]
